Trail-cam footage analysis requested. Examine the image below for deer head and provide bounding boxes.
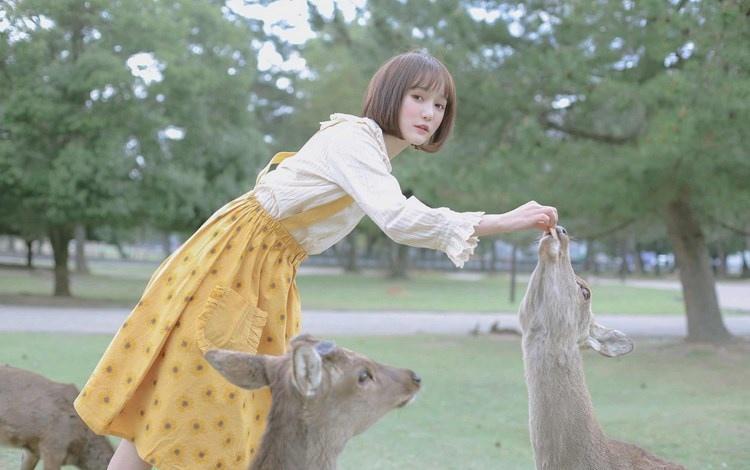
[519,226,633,357]
[205,335,421,440]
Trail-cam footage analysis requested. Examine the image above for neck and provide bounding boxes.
[251,399,346,470]
[522,330,608,468]
[382,133,409,160]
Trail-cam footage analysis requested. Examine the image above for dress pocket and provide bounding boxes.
[196,286,268,355]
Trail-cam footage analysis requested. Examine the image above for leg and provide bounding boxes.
[107,440,151,470]
[20,449,39,470]
[39,448,63,470]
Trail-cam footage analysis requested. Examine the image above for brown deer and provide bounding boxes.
[518,226,686,470]
[0,365,114,470]
[205,334,421,470]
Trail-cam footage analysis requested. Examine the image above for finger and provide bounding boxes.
[544,207,557,228]
[538,214,550,229]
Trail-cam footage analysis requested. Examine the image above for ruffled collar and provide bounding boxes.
[319,113,391,171]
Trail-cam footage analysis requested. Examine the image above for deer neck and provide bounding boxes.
[522,327,609,468]
[251,395,346,470]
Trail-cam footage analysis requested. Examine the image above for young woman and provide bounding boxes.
[75,50,557,469]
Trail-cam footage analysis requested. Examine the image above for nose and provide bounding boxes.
[556,225,567,236]
[410,371,421,386]
[422,106,433,121]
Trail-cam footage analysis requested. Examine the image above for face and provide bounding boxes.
[314,345,422,436]
[398,85,447,146]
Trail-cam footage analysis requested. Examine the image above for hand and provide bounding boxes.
[503,201,558,233]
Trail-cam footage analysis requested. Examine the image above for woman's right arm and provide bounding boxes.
[473,201,558,237]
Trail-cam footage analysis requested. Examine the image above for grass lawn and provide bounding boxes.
[0,262,703,315]
[0,333,748,469]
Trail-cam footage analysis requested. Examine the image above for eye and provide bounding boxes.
[411,94,423,101]
[358,369,373,384]
[435,103,446,110]
[580,286,591,300]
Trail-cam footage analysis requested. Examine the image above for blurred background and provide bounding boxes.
[1,1,749,468]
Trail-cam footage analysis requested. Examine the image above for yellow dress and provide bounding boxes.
[74,153,352,469]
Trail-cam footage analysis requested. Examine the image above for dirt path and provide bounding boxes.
[2,304,749,337]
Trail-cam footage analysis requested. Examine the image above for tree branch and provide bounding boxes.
[574,218,636,240]
[706,215,750,236]
[539,110,640,145]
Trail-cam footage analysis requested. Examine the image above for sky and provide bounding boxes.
[226,0,366,70]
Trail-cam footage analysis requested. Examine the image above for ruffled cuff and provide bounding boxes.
[440,211,485,268]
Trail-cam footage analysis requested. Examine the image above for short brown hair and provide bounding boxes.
[362,50,456,153]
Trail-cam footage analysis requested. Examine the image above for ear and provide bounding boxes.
[292,344,323,397]
[204,349,271,390]
[584,323,634,357]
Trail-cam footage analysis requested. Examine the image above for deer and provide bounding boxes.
[518,226,686,470]
[0,364,114,470]
[204,334,421,470]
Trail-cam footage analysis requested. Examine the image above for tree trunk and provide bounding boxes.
[389,242,409,279]
[74,224,90,274]
[664,196,731,342]
[161,231,172,258]
[583,239,599,274]
[618,238,630,281]
[509,244,518,303]
[634,241,646,275]
[715,242,727,278]
[477,241,486,271]
[489,240,498,273]
[344,232,358,273]
[49,226,73,297]
[25,239,34,268]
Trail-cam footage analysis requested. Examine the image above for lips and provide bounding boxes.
[414,124,429,134]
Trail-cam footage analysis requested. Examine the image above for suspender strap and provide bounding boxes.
[255,151,296,186]
[279,195,354,231]
[256,151,354,230]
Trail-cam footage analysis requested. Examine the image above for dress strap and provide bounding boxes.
[279,195,353,231]
[256,151,354,230]
[255,151,296,186]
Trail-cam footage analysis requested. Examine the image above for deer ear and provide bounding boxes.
[292,344,323,397]
[585,323,634,357]
[204,349,270,390]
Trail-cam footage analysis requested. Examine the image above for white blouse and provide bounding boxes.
[253,113,484,268]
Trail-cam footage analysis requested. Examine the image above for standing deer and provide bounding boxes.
[205,334,421,470]
[0,365,114,470]
[518,226,686,470]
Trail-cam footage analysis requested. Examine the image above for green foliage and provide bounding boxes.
[0,0,269,237]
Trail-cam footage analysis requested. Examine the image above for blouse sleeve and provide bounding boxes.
[318,120,484,268]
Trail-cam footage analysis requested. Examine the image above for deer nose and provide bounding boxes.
[410,371,421,385]
[556,225,567,236]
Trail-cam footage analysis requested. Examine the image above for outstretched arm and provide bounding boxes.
[474,201,558,237]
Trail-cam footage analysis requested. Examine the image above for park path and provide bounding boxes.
[1,304,749,337]
[588,276,750,311]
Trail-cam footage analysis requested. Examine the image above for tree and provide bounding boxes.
[516,0,749,342]
[1,0,268,295]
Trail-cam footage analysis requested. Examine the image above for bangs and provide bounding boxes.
[411,67,452,102]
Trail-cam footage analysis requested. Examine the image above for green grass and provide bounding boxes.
[0,263,704,315]
[1,333,748,469]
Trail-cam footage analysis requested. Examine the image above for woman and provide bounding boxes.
[75,50,557,469]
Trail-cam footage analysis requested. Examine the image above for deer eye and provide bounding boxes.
[580,285,591,300]
[358,369,373,384]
